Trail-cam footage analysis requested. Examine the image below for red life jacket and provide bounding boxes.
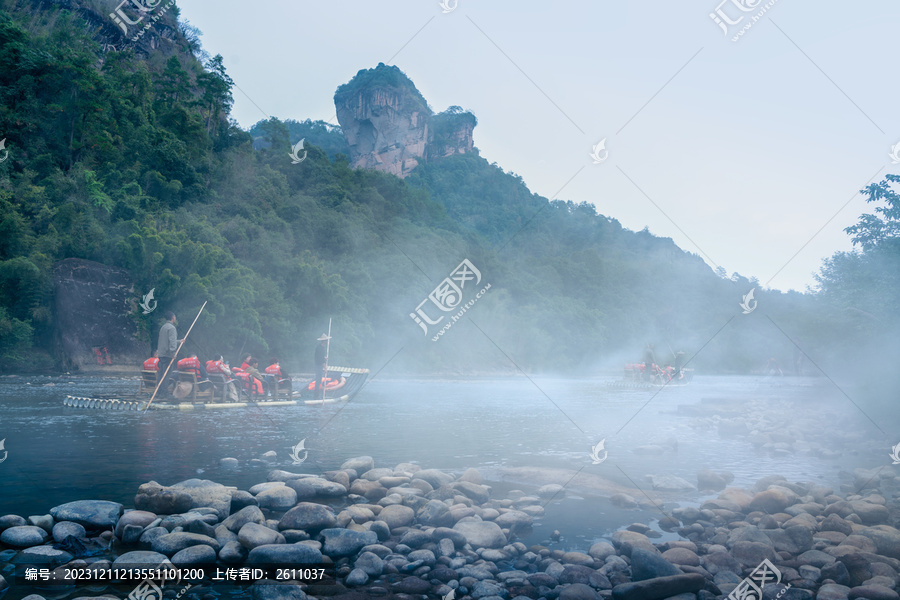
[265,363,282,377]
[206,360,229,374]
[234,371,264,395]
[143,357,159,371]
[177,356,202,376]
[240,362,251,371]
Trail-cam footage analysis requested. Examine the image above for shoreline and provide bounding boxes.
[1,454,897,600]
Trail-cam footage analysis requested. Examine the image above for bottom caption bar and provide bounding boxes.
[19,564,336,586]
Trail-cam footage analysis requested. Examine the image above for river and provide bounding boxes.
[0,374,892,552]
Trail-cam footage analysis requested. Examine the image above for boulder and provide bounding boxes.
[112,551,171,567]
[731,541,778,568]
[697,469,730,491]
[171,479,234,520]
[418,500,452,527]
[452,481,491,504]
[171,544,217,566]
[378,504,415,529]
[238,523,285,549]
[115,511,157,538]
[278,503,336,533]
[247,544,323,565]
[858,525,900,559]
[413,469,455,488]
[559,583,600,600]
[255,486,298,511]
[610,573,705,600]
[10,546,73,568]
[0,526,49,548]
[320,529,377,557]
[341,456,375,472]
[150,532,220,556]
[748,488,799,513]
[134,482,194,515]
[220,540,248,564]
[630,548,682,581]
[53,521,87,543]
[354,551,384,576]
[49,500,123,529]
[222,506,266,533]
[452,518,506,548]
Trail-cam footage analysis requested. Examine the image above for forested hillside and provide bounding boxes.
[0,1,893,379]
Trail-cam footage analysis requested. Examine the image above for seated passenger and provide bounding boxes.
[206,355,233,380]
[264,358,292,395]
[245,358,269,395]
[237,354,253,372]
[177,354,211,392]
[143,350,159,372]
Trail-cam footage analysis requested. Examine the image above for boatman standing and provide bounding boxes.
[314,334,330,399]
[157,311,183,395]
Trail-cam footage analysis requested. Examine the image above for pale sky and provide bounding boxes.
[177,0,900,292]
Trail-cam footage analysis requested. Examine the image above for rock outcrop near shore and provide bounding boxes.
[2,457,900,600]
[52,258,146,370]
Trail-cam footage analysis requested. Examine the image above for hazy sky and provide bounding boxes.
[177,0,900,292]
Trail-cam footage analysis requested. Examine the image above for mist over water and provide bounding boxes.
[0,373,889,548]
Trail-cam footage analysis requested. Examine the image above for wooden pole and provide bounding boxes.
[321,318,332,406]
[144,301,207,411]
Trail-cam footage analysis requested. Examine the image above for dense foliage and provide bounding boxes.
[1,2,889,380]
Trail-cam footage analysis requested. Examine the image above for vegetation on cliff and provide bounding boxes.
[0,4,895,380]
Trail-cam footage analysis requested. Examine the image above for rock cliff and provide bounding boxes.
[28,0,182,58]
[334,64,476,178]
[53,258,145,370]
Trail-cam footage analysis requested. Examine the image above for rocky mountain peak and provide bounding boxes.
[334,63,476,178]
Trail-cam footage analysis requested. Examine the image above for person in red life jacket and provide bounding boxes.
[245,358,269,395]
[237,354,252,372]
[143,350,159,372]
[206,355,233,379]
[264,358,292,396]
[234,365,264,396]
[177,353,212,391]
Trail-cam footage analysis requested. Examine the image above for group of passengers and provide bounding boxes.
[144,312,291,400]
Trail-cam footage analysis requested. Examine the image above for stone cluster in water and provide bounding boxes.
[1,457,900,600]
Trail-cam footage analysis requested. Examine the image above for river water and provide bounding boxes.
[0,374,892,553]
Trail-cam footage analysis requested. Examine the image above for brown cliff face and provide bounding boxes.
[334,64,476,178]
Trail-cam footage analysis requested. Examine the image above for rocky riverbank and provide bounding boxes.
[1,456,899,600]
